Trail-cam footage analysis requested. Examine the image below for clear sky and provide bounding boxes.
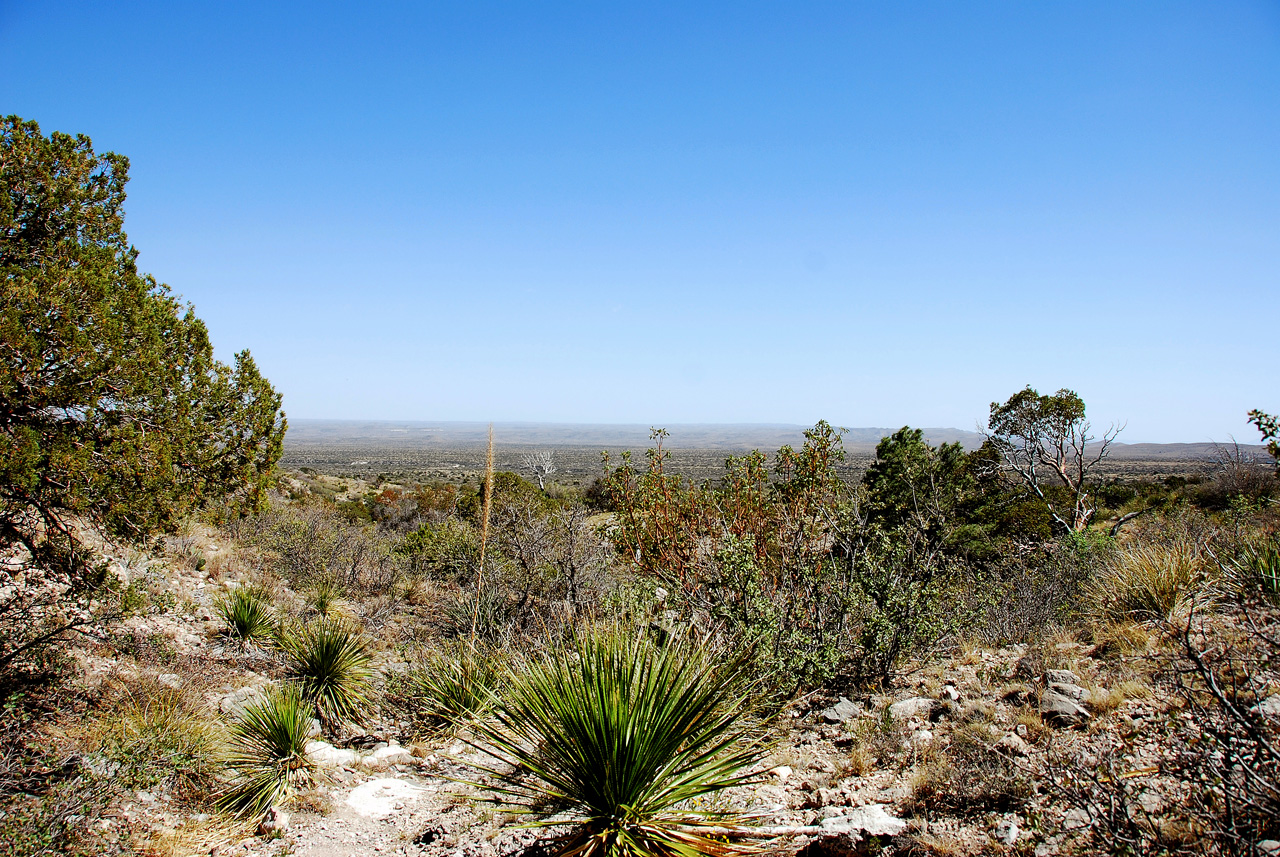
[3,2,1277,442]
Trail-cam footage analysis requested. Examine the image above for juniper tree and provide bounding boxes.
[0,116,286,669]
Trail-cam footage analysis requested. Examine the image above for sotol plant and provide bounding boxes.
[280,618,375,731]
[466,626,766,857]
[215,586,277,648]
[404,642,502,735]
[215,686,316,817]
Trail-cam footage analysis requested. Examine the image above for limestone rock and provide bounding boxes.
[1048,682,1091,703]
[995,733,1030,756]
[258,806,289,836]
[218,685,270,718]
[819,804,907,837]
[1045,669,1079,685]
[888,697,935,720]
[993,815,1019,846]
[306,740,361,767]
[364,743,414,766]
[820,697,860,724]
[1041,689,1090,726]
[1253,695,1280,718]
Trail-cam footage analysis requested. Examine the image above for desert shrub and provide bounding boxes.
[215,585,277,647]
[905,723,1032,815]
[397,518,482,582]
[1087,542,1219,624]
[466,626,766,857]
[99,680,219,802]
[390,642,503,736]
[280,618,375,730]
[215,686,316,817]
[239,501,404,596]
[1049,602,1279,856]
[969,539,1099,645]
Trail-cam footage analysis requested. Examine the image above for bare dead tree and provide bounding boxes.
[521,449,557,491]
[985,386,1122,533]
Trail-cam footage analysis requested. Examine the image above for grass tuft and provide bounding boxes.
[1087,543,1217,624]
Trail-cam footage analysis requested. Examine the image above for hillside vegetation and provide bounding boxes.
[3,117,1280,857]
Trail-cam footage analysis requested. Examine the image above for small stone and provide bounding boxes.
[910,729,934,747]
[820,697,860,724]
[993,815,1019,846]
[770,765,793,783]
[1015,723,1028,737]
[1041,689,1090,726]
[888,697,936,720]
[1257,841,1280,856]
[258,806,289,836]
[1253,696,1280,718]
[940,684,960,702]
[1045,669,1079,685]
[995,733,1030,756]
[1062,808,1092,831]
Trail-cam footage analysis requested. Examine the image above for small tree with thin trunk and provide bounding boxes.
[521,450,556,491]
[985,386,1121,534]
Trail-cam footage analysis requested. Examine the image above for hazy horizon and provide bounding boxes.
[4,2,1276,443]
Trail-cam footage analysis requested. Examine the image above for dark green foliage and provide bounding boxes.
[215,686,316,817]
[1249,409,1279,470]
[986,386,1119,533]
[0,116,285,671]
[281,618,375,731]
[466,627,766,857]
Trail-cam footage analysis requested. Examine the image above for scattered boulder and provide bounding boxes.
[364,743,414,766]
[1253,695,1280,718]
[888,697,935,720]
[770,765,793,783]
[258,806,289,836]
[1040,689,1090,726]
[1045,669,1080,685]
[1048,682,1091,703]
[995,733,1030,756]
[820,697,860,724]
[993,815,1019,846]
[306,740,361,767]
[819,804,907,837]
[939,684,961,702]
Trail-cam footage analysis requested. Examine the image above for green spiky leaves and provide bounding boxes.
[467,627,766,857]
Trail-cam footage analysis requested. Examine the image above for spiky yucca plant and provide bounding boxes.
[281,618,375,730]
[215,686,315,817]
[215,585,277,647]
[406,642,502,734]
[467,627,765,857]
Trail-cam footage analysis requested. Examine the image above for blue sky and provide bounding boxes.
[3,2,1277,442]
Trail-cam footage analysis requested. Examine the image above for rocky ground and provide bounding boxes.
[29,524,1278,857]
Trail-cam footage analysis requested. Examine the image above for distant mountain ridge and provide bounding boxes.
[285,420,1263,459]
